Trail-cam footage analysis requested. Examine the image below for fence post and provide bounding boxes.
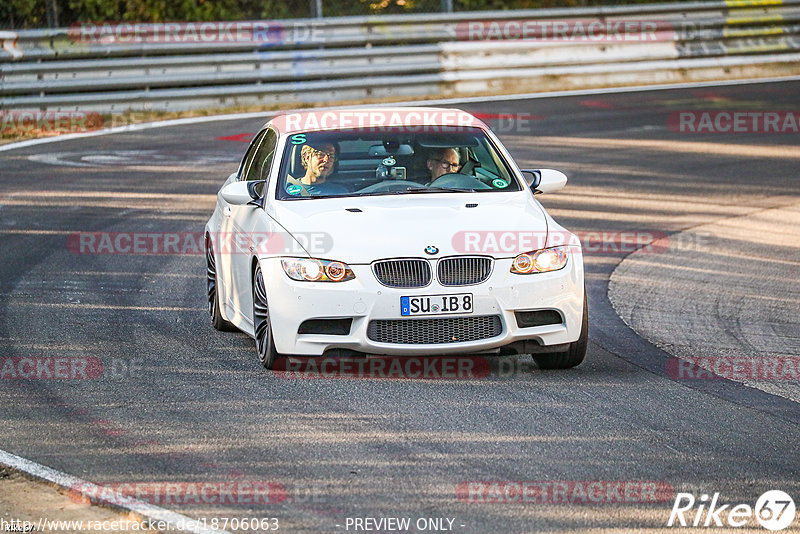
[311,0,324,18]
[46,0,59,28]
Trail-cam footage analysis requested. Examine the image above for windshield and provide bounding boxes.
[275,127,521,199]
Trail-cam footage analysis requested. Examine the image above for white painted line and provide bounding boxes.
[412,74,800,106]
[2,74,799,154]
[0,448,231,534]
[0,111,276,153]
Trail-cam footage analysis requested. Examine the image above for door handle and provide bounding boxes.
[223,206,232,217]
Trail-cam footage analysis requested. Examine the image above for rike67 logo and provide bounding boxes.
[668,490,796,531]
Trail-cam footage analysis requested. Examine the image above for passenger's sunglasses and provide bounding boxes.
[308,147,336,161]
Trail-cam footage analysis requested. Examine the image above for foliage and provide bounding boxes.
[2,0,693,29]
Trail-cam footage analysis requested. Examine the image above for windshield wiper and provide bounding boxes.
[349,187,480,198]
[353,191,416,197]
[404,186,478,193]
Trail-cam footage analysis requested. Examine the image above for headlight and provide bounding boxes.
[510,247,568,274]
[281,258,355,282]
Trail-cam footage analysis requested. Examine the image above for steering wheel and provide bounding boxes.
[356,180,416,194]
[429,173,492,189]
[429,172,465,184]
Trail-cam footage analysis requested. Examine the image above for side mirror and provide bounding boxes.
[520,170,541,189]
[521,169,567,194]
[220,180,265,206]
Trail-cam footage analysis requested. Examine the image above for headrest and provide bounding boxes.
[289,144,303,177]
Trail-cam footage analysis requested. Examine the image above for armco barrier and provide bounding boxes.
[1,0,800,113]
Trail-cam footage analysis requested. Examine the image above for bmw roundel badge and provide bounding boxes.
[425,245,439,255]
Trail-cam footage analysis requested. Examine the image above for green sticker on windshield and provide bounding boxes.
[492,179,509,188]
[290,134,306,145]
[286,184,303,196]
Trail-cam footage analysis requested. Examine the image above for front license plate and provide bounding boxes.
[400,293,473,316]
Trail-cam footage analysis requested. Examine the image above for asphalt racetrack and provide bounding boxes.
[1,80,799,533]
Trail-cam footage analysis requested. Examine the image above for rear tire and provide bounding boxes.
[253,264,281,369]
[206,238,237,332]
[533,289,588,370]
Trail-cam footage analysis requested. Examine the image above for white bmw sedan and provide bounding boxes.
[205,107,587,370]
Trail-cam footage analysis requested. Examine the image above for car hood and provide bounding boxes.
[270,192,551,264]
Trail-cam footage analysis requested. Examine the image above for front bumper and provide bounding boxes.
[261,253,584,356]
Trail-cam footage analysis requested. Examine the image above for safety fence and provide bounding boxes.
[1,0,799,112]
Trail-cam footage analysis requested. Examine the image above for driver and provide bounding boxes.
[286,142,348,196]
[426,148,462,183]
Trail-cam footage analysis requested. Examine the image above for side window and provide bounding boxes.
[244,129,278,182]
[473,141,500,175]
[238,130,267,181]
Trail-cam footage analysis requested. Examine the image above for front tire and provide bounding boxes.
[533,289,588,370]
[206,238,237,332]
[253,264,280,369]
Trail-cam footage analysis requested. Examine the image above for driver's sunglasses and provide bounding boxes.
[433,159,461,171]
[309,147,336,161]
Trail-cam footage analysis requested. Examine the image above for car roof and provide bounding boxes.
[265,107,489,135]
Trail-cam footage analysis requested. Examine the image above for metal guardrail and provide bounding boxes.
[4,1,800,60]
[2,0,800,112]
